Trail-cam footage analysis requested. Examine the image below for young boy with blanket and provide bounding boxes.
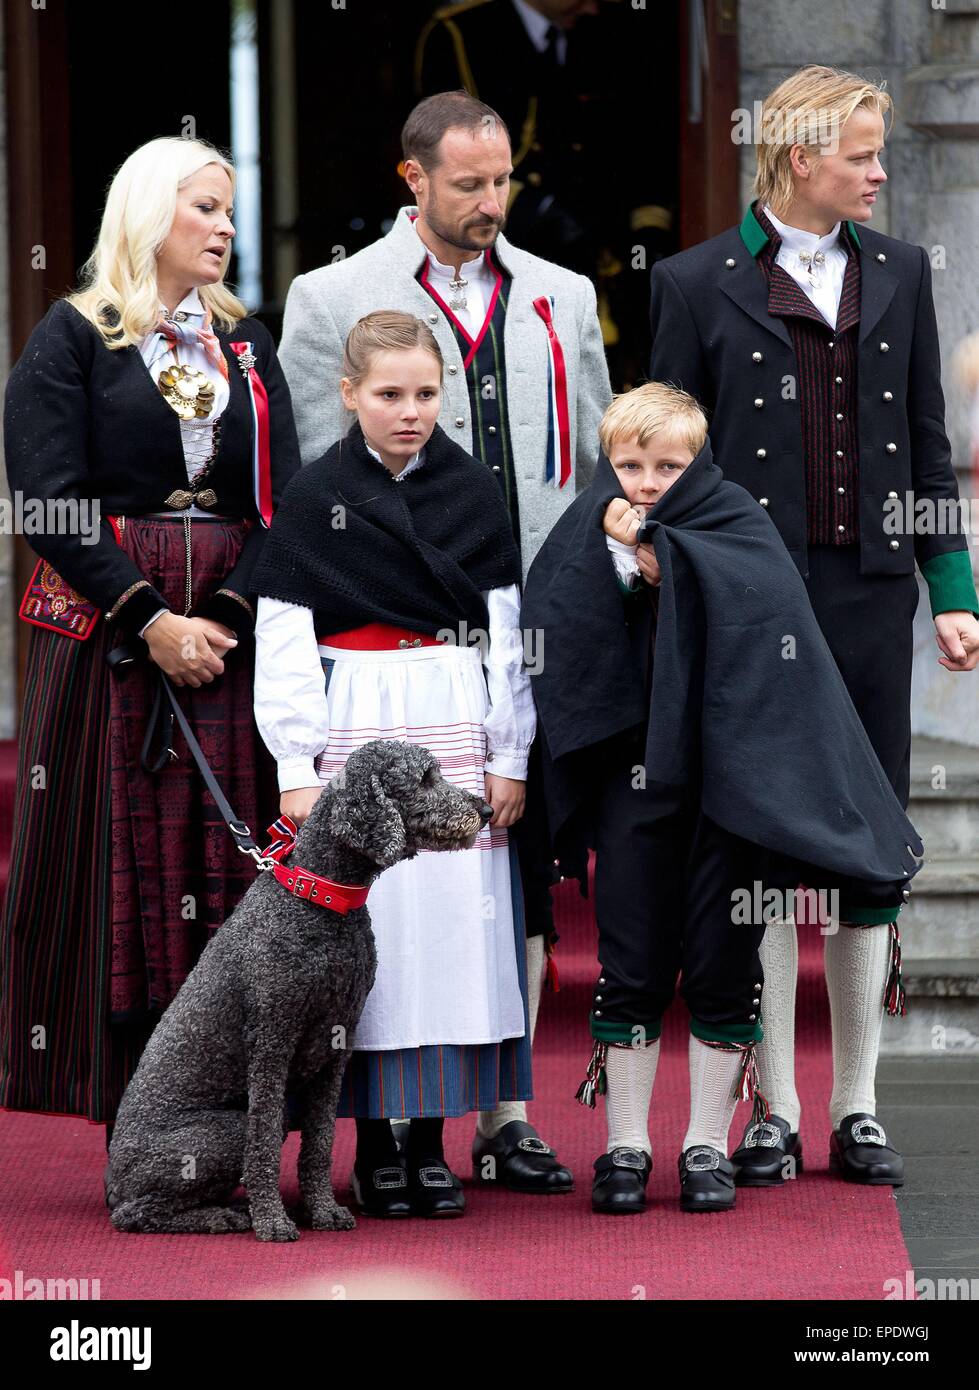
[521,383,922,1215]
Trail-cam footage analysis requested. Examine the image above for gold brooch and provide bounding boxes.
[158,364,215,420]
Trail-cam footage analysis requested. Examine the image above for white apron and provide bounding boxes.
[315,640,525,1052]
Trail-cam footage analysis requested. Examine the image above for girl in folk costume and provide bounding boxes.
[252,311,535,1218]
[0,139,300,1137]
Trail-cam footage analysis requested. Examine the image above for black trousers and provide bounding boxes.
[591,761,766,1042]
[510,734,557,939]
[804,545,919,809]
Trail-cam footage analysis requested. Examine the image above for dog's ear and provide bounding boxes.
[329,771,407,868]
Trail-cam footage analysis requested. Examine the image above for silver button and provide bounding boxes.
[725,258,736,268]
[837,524,845,533]
[594,995,603,1003]
[594,1009,603,1017]
[398,639,409,648]
[836,449,844,458]
[754,983,762,991]
[491,465,501,473]
[447,365,458,375]
[877,252,887,263]
[880,341,889,352]
[887,491,898,500]
[756,448,767,459]
[488,425,496,435]
[828,340,835,349]
[883,390,893,401]
[752,997,760,1006]
[749,1014,757,1022]
[598,977,607,985]
[889,540,900,550]
[837,487,845,495]
[886,442,897,453]
[411,637,421,647]
[902,889,911,901]
[429,313,438,324]
[759,497,769,507]
[835,376,843,385]
[754,397,764,409]
[455,417,465,428]
[836,413,843,421]
[752,351,763,363]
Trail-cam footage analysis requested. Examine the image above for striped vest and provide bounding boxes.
[755,204,862,547]
[418,250,522,547]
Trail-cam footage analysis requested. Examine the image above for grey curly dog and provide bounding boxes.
[105,738,491,1242]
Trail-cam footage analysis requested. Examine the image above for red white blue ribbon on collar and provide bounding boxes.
[262,814,299,863]
[533,295,572,489]
[259,814,371,914]
[229,341,273,528]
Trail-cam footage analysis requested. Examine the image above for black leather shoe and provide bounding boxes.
[408,1162,466,1218]
[678,1146,737,1213]
[591,1147,651,1214]
[830,1113,904,1186]
[731,1114,803,1187]
[349,1160,412,1218]
[472,1120,574,1194]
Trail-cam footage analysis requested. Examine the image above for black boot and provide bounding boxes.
[678,1145,736,1213]
[351,1119,411,1218]
[591,1147,651,1214]
[406,1118,465,1218]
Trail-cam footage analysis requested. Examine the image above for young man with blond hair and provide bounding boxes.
[525,381,921,1214]
[643,65,979,1188]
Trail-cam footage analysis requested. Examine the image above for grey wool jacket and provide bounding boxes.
[277,205,613,580]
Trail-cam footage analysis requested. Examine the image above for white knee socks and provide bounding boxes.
[682,1036,744,1155]
[754,918,801,1132]
[605,1039,661,1155]
[477,933,547,1138]
[825,923,890,1129]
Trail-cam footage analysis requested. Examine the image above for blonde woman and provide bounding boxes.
[0,138,300,1139]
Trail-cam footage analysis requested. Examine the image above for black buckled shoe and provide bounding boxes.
[731,1114,803,1187]
[408,1162,466,1218]
[591,1147,651,1214]
[349,1160,412,1218]
[472,1120,574,1194]
[678,1146,737,1213]
[830,1113,904,1186]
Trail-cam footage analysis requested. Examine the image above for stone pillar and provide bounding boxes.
[738,0,979,746]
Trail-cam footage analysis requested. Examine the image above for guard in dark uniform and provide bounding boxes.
[414,0,678,387]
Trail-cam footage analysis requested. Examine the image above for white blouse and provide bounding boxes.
[254,442,536,791]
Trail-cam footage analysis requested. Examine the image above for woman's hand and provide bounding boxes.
[603,497,645,546]
[485,772,526,829]
[280,786,323,826]
[145,613,238,687]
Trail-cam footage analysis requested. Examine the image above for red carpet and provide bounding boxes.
[0,874,912,1300]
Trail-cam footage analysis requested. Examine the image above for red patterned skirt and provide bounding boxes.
[0,517,277,1123]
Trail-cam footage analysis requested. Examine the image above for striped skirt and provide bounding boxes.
[314,640,533,1119]
[0,517,277,1123]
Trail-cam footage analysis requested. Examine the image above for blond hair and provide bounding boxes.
[67,137,247,349]
[599,382,707,459]
[341,310,444,408]
[753,65,892,213]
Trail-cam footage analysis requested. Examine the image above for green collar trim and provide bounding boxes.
[739,202,862,257]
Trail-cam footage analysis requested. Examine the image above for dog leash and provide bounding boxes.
[118,662,370,913]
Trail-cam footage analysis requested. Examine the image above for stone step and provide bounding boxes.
[908,738,979,855]
[882,958,979,1055]
[901,857,979,958]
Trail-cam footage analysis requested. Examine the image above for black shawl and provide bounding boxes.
[251,418,521,636]
[521,440,923,893]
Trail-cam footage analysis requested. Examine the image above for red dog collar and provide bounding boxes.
[262,816,370,915]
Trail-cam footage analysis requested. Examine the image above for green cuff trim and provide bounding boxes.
[590,1014,662,1045]
[842,906,900,926]
[691,1016,763,1045]
[921,550,979,620]
[615,575,641,598]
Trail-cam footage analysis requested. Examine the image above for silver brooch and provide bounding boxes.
[236,350,257,376]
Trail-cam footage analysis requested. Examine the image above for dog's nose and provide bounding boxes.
[479,802,494,825]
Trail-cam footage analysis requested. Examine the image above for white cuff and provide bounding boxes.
[277,756,321,794]
[485,746,529,781]
[138,607,169,638]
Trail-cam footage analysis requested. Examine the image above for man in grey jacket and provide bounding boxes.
[278,90,612,1199]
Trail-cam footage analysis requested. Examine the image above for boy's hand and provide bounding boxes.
[603,497,645,546]
[280,786,322,826]
[484,773,526,829]
[636,543,662,587]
